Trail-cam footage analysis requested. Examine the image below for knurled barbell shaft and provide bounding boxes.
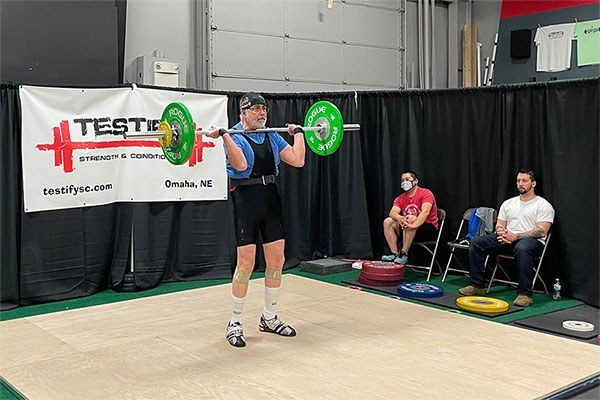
[195,124,361,135]
[124,132,170,139]
[125,124,361,139]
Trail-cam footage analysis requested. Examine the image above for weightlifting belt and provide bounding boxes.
[230,174,276,187]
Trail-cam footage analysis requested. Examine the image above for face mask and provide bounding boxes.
[401,180,414,191]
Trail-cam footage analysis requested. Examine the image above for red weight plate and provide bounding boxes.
[358,275,402,286]
[360,270,404,282]
[362,261,405,276]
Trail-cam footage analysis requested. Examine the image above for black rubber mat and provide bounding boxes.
[514,304,600,339]
[540,373,600,400]
[342,279,523,317]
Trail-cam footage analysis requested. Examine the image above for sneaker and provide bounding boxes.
[394,254,408,265]
[259,314,297,337]
[226,321,246,348]
[381,254,397,262]
[513,294,533,307]
[458,285,487,296]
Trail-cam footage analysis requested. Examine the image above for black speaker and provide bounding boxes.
[510,29,532,59]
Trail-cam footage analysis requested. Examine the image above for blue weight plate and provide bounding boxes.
[396,282,444,298]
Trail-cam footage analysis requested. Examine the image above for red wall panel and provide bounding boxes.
[500,0,599,19]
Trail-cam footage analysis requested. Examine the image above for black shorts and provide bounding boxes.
[230,184,284,246]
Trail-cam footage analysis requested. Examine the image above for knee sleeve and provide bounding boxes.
[233,267,251,284]
[264,267,282,280]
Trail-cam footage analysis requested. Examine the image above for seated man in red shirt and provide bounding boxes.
[382,170,439,264]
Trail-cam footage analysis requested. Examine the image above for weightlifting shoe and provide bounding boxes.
[458,285,487,296]
[226,321,246,348]
[513,294,533,307]
[259,315,297,337]
[382,253,397,262]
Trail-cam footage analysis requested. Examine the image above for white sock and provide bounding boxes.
[263,286,280,320]
[231,293,245,324]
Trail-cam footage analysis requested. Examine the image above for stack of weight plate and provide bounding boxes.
[358,261,405,286]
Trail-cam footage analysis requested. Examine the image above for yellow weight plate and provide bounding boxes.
[157,121,173,147]
[456,296,509,313]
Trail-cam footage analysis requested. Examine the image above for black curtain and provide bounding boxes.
[20,204,131,305]
[128,201,232,290]
[358,89,503,259]
[499,79,599,306]
[358,79,598,307]
[1,83,22,309]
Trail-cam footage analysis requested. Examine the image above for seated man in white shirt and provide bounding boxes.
[459,169,555,307]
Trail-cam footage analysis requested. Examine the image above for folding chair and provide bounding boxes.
[442,207,497,282]
[486,232,552,294]
[406,208,446,281]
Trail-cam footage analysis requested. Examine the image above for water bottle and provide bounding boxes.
[553,279,561,300]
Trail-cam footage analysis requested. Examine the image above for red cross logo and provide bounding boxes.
[35,121,215,173]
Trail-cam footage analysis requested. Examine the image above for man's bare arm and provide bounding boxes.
[516,221,552,239]
[389,206,404,223]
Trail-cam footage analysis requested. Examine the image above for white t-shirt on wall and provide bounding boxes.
[535,22,576,72]
[498,196,555,244]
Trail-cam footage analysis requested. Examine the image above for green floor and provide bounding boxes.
[0,379,22,400]
[0,268,583,400]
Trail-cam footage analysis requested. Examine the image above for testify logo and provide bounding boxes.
[35,119,215,173]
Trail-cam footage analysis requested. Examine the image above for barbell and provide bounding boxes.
[124,100,360,165]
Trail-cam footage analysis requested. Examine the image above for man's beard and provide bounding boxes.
[518,187,529,194]
[250,118,266,130]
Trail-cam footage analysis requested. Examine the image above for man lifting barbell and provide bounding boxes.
[213,92,305,348]
[121,96,360,347]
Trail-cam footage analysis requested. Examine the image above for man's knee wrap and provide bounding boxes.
[233,268,251,284]
[265,267,282,280]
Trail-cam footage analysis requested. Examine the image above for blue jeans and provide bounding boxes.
[468,234,543,296]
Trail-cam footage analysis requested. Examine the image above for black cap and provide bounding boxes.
[240,92,267,110]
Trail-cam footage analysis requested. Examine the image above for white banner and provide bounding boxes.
[20,85,229,212]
